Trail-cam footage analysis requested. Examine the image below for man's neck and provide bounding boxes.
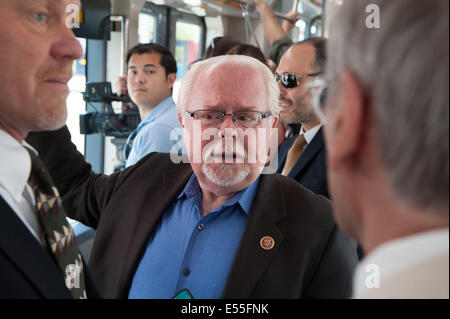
[137,96,171,121]
[356,171,449,255]
[301,120,321,132]
[0,121,26,143]
[201,189,236,217]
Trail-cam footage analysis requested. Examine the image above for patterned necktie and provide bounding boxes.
[282,134,307,176]
[26,148,87,299]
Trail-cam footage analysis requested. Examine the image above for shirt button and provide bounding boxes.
[183,268,191,277]
[197,224,205,231]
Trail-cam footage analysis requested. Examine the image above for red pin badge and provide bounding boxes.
[260,236,275,250]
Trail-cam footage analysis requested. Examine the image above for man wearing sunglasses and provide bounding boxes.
[275,38,329,198]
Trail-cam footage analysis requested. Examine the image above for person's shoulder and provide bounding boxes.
[273,173,330,203]
[264,173,334,225]
[122,153,189,178]
[159,103,181,128]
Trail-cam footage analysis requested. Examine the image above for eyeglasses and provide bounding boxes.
[274,72,323,89]
[185,110,272,128]
[306,77,329,124]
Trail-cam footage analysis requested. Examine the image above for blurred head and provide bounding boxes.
[226,44,268,66]
[177,55,280,195]
[0,0,83,141]
[126,43,177,109]
[324,0,449,236]
[276,38,326,127]
[203,36,241,59]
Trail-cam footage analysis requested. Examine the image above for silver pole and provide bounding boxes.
[232,0,300,23]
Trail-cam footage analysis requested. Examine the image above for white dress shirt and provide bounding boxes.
[301,123,322,145]
[0,129,43,245]
[353,228,449,299]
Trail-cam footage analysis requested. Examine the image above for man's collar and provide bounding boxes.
[300,123,322,144]
[139,96,175,128]
[0,130,35,202]
[177,173,261,216]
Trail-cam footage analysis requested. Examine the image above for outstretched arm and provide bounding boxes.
[253,0,287,44]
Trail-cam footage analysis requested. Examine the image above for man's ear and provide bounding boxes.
[167,73,177,89]
[327,70,367,170]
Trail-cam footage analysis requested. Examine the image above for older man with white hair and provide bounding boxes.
[28,55,357,299]
[318,0,449,298]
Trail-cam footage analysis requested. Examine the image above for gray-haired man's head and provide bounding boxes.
[325,0,448,223]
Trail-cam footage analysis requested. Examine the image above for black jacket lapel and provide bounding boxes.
[0,196,72,298]
[222,175,286,298]
[288,128,325,179]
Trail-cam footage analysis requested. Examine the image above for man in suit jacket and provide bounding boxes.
[28,55,358,299]
[277,128,327,197]
[275,38,329,198]
[0,0,99,298]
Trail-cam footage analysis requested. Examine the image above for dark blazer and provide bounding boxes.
[27,127,358,299]
[277,128,328,198]
[0,196,99,298]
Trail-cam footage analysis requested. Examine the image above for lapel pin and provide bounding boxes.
[260,236,275,250]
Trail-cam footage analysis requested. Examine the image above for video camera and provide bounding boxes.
[80,82,140,138]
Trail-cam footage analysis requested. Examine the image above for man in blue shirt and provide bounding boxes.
[28,55,358,299]
[118,43,182,167]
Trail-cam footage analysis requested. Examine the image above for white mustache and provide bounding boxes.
[202,139,246,163]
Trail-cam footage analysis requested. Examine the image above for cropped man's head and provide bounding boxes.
[177,55,280,195]
[126,43,177,109]
[324,0,449,236]
[276,38,326,126]
[0,0,83,141]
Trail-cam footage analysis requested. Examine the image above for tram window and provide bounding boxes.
[138,13,156,43]
[67,38,86,155]
[295,19,307,42]
[175,21,202,78]
[310,18,323,37]
[173,18,204,101]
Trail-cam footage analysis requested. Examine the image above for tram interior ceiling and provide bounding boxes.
[74,0,112,40]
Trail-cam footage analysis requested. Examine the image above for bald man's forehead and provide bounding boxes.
[278,43,316,74]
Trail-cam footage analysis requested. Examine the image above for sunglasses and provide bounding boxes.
[274,72,324,89]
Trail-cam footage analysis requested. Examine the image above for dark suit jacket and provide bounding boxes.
[0,196,99,298]
[277,128,328,198]
[27,127,357,299]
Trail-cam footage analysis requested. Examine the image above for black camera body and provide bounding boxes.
[80,82,140,138]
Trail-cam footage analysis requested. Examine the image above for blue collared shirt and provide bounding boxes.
[125,97,182,167]
[128,174,261,299]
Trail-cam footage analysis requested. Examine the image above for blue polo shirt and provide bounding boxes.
[128,174,261,299]
[125,97,182,167]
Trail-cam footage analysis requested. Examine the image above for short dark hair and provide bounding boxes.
[126,43,177,77]
[203,36,241,59]
[294,37,327,72]
[226,44,267,66]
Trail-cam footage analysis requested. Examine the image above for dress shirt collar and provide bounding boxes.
[0,130,36,202]
[353,227,449,298]
[177,174,261,216]
[300,123,322,145]
[138,96,175,130]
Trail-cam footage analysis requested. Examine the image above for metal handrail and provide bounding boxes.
[231,0,304,23]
